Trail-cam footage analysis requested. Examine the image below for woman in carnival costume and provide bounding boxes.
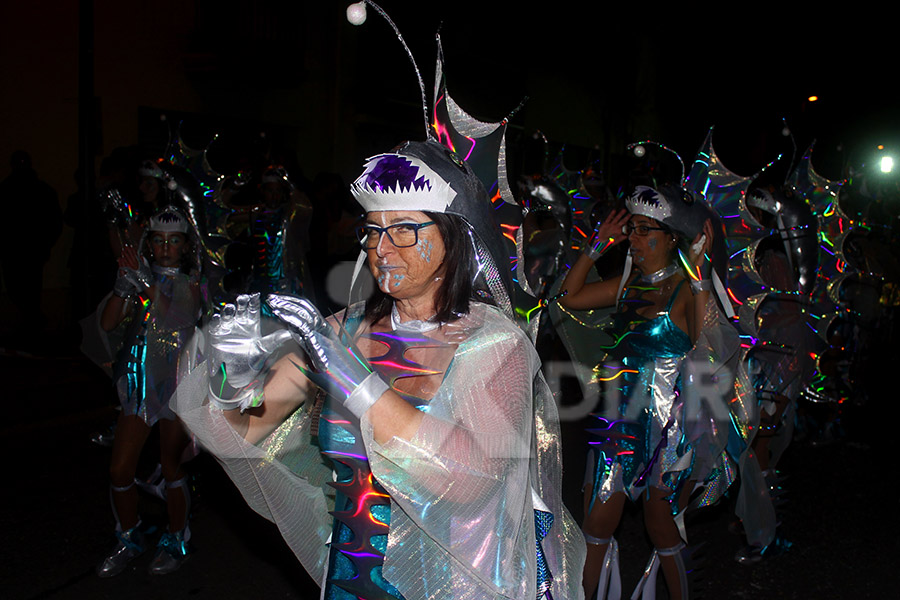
[560,183,727,599]
[172,139,585,599]
[732,186,818,563]
[96,206,201,576]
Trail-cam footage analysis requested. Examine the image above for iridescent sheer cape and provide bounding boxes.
[172,301,585,599]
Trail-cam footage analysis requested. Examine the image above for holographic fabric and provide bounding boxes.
[588,278,694,505]
[534,508,556,599]
[318,396,401,600]
[241,204,311,297]
[748,282,817,403]
[172,302,585,599]
[737,255,818,549]
[114,265,200,425]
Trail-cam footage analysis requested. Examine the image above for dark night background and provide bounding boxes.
[3,1,899,305]
[1,1,898,598]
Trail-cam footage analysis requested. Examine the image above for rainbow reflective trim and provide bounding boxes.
[312,326,455,599]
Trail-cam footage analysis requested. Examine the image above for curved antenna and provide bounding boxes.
[627,140,686,185]
[361,1,431,140]
[781,117,799,181]
[531,130,552,175]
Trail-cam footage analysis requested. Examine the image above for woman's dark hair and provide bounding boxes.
[654,219,681,252]
[364,212,478,324]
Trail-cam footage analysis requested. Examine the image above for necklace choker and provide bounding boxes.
[152,265,181,276]
[639,263,679,284]
[391,304,439,333]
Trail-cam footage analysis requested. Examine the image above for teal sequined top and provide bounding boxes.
[588,277,694,504]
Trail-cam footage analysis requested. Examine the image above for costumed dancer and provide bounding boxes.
[87,154,208,441]
[172,138,585,599]
[798,154,887,436]
[732,186,819,563]
[96,206,201,576]
[560,184,726,600]
[221,164,313,299]
[99,159,169,258]
[98,155,210,288]
[86,157,174,449]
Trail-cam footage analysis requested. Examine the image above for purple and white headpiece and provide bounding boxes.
[351,152,458,213]
[626,186,674,223]
[148,206,189,234]
[626,184,708,242]
[345,139,514,317]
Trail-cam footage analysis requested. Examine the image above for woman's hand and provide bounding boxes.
[267,294,389,420]
[689,219,714,273]
[584,209,630,261]
[207,293,293,411]
[685,219,714,297]
[558,209,631,310]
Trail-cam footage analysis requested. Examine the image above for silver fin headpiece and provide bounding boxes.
[345,3,517,320]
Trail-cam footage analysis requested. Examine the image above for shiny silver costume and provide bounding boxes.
[115,265,200,425]
[172,301,585,599]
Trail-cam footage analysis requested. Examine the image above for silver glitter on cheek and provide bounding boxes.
[648,238,657,250]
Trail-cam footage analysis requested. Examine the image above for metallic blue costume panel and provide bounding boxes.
[318,397,402,600]
[589,279,694,505]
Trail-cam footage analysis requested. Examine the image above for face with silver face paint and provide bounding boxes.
[626,215,676,271]
[366,210,446,302]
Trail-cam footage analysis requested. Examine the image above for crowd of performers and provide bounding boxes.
[83,124,895,599]
[80,17,896,600]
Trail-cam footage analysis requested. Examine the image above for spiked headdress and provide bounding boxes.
[148,206,190,234]
[344,5,517,318]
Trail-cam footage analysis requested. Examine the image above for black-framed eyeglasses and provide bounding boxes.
[357,221,436,249]
[622,223,668,237]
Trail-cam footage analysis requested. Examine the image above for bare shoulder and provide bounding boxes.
[669,275,695,331]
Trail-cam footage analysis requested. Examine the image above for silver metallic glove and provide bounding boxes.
[113,258,153,297]
[207,293,292,411]
[266,294,389,419]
